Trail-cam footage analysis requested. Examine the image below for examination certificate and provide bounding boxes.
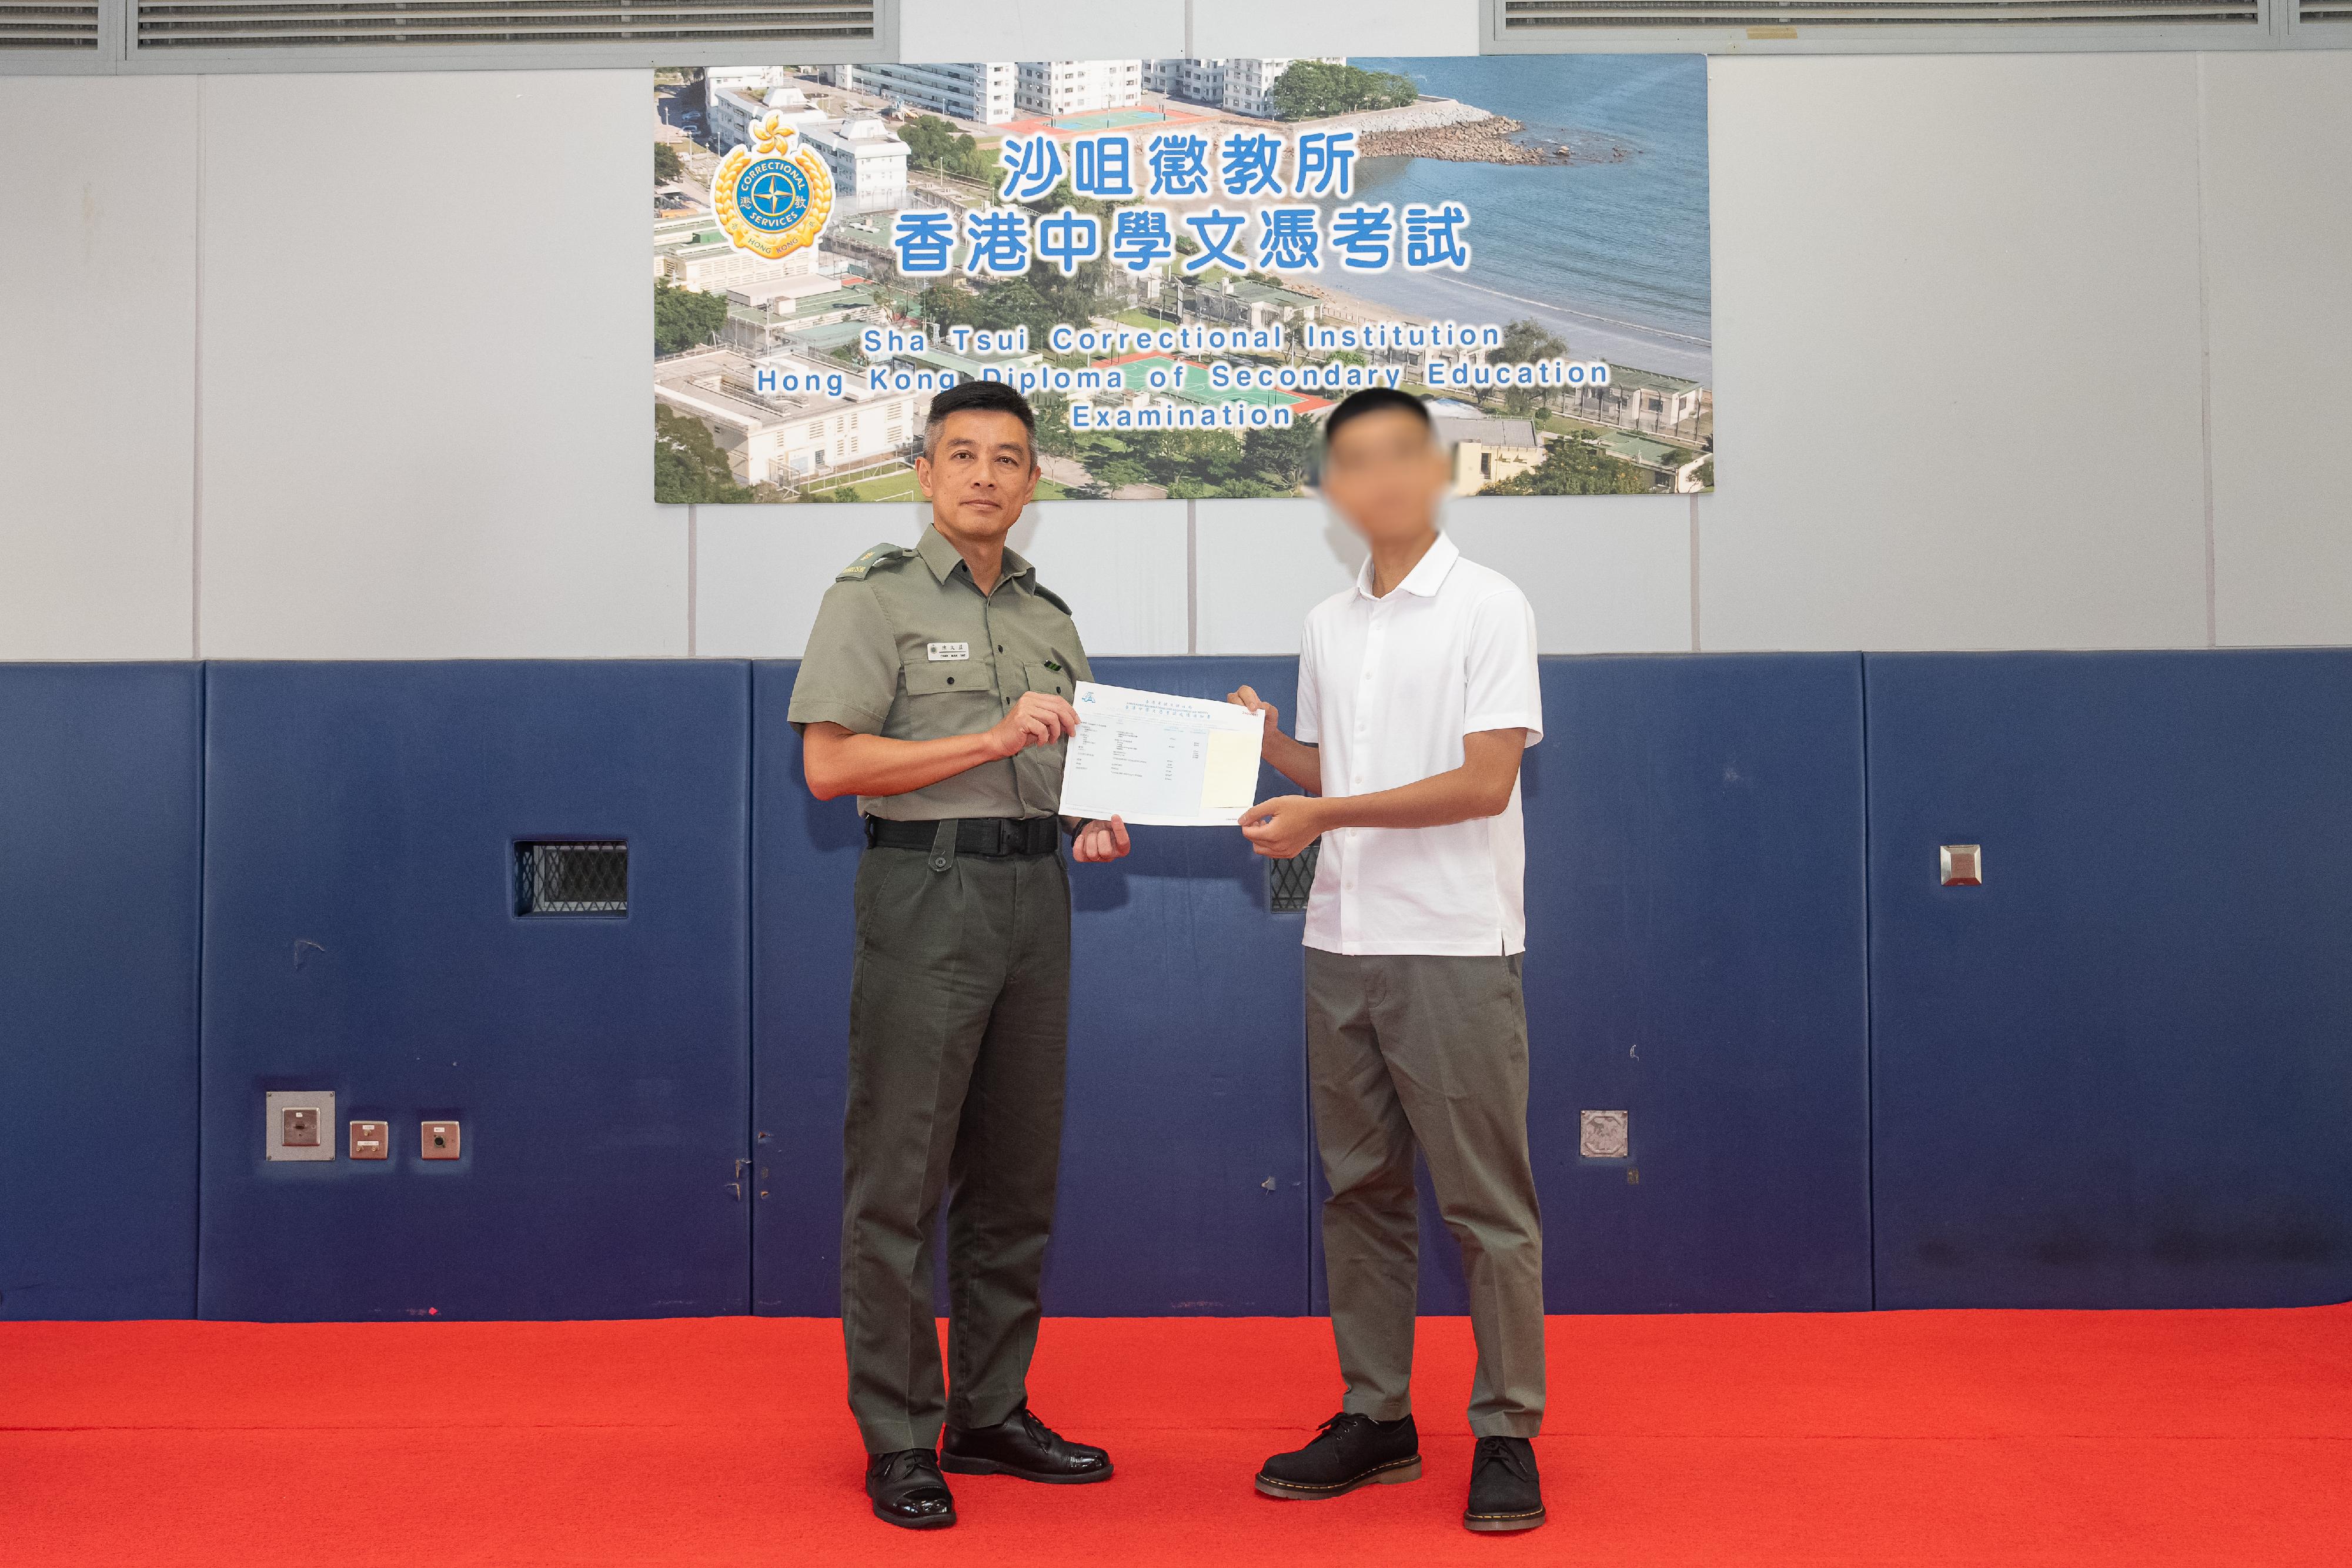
[1058,681,1265,828]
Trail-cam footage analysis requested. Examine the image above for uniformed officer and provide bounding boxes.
[787,378,1132,1532]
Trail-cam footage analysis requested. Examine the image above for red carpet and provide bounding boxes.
[5,1307,2349,1565]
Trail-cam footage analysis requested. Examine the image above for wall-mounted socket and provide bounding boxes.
[421,1121,462,1160]
[1580,1109,1631,1161]
[265,1091,336,1162]
[349,1120,389,1160]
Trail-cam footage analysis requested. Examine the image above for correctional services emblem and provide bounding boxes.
[713,112,834,262]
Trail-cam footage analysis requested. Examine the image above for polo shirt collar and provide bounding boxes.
[1355,530,1461,601]
[918,525,1033,592]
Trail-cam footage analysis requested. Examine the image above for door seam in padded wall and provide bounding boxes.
[1858,653,1876,1310]
[192,665,208,1318]
[743,663,756,1313]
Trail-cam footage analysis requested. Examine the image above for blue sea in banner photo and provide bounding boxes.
[1338,55,1712,385]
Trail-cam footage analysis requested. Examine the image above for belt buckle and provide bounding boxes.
[978,817,1006,857]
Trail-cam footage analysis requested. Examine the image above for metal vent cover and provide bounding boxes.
[2301,0,2351,18]
[1503,0,2259,24]
[515,840,628,916]
[133,0,873,51]
[1268,840,1321,914]
[2,0,101,48]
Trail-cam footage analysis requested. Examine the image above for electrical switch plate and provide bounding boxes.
[349,1120,389,1160]
[1940,844,1983,886]
[1580,1109,1631,1160]
[265,1091,336,1162]
[421,1121,462,1160]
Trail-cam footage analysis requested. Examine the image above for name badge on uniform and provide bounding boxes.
[927,641,971,662]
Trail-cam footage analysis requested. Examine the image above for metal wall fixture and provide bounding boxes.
[349,1119,389,1159]
[421,1121,463,1159]
[1940,844,1984,887]
[1579,1109,1631,1159]
[263,1090,336,1161]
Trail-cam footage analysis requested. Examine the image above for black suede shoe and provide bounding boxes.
[1464,1435,1545,1533]
[1255,1412,1421,1499]
[940,1405,1112,1484]
[866,1449,956,1530]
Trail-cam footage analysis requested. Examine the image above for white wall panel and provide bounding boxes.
[694,504,923,660]
[696,501,1188,658]
[1194,497,1362,656]
[1010,500,1191,656]
[1195,495,1682,655]
[195,72,684,658]
[898,2,1184,65]
[1699,55,2211,651]
[2200,51,2352,649]
[1191,0,1479,58]
[0,78,198,661]
[1449,496,1692,654]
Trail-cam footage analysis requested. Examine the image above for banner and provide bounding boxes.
[653,56,1711,504]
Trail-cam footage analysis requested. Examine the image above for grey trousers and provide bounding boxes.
[1307,948,1547,1439]
[840,830,1071,1455]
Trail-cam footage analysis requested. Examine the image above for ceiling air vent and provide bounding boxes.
[133,0,874,51]
[1502,0,2259,25]
[2,0,101,48]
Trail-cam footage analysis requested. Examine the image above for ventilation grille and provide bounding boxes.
[133,0,873,50]
[1502,0,2259,24]
[2302,0,2351,18]
[515,840,628,917]
[1267,840,1321,915]
[1,0,100,47]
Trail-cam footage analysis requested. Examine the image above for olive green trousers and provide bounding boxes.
[1307,948,1548,1439]
[841,829,1071,1455]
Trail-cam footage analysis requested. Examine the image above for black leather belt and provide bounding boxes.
[866,815,1061,857]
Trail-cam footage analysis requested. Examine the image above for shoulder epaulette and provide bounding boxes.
[837,542,915,581]
[1031,581,1073,615]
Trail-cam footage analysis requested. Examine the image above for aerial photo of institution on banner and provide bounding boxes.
[652,56,1712,504]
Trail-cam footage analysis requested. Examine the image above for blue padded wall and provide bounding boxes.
[200,663,751,1320]
[1358,655,1874,1317]
[749,660,861,1315]
[752,657,1311,1316]
[1054,657,1310,1313]
[1,666,202,1320]
[1867,650,2352,1309]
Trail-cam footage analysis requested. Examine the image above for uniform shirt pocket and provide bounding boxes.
[1020,661,1074,700]
[896,656,997,739]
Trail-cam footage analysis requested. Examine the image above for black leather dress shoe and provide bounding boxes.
[866,1448,956,1529]
[1463,1435,1546,1533]
[1256,1412,1421,1499]
[940,1405,1112,1483]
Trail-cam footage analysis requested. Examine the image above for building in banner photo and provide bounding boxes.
[652,56,1713,504]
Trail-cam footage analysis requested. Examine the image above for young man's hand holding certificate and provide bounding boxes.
[1056,681,1265,828]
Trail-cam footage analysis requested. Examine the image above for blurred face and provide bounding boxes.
[1318,407,1449,546]
[917,408,1038,546]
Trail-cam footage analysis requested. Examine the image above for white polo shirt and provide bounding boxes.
[1296,531,1544,957]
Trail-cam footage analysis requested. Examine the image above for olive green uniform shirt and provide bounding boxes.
[787,526,1091,821]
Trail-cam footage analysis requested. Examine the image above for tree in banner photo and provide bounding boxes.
[652,56,1712,504]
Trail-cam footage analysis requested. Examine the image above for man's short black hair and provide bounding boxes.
[1323,386,1435,448]
[923,377,1038,462]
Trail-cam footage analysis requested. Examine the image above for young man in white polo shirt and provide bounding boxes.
[1230,387,1548,1535]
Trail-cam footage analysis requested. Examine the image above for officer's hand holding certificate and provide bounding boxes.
[1058,681,1265,828]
